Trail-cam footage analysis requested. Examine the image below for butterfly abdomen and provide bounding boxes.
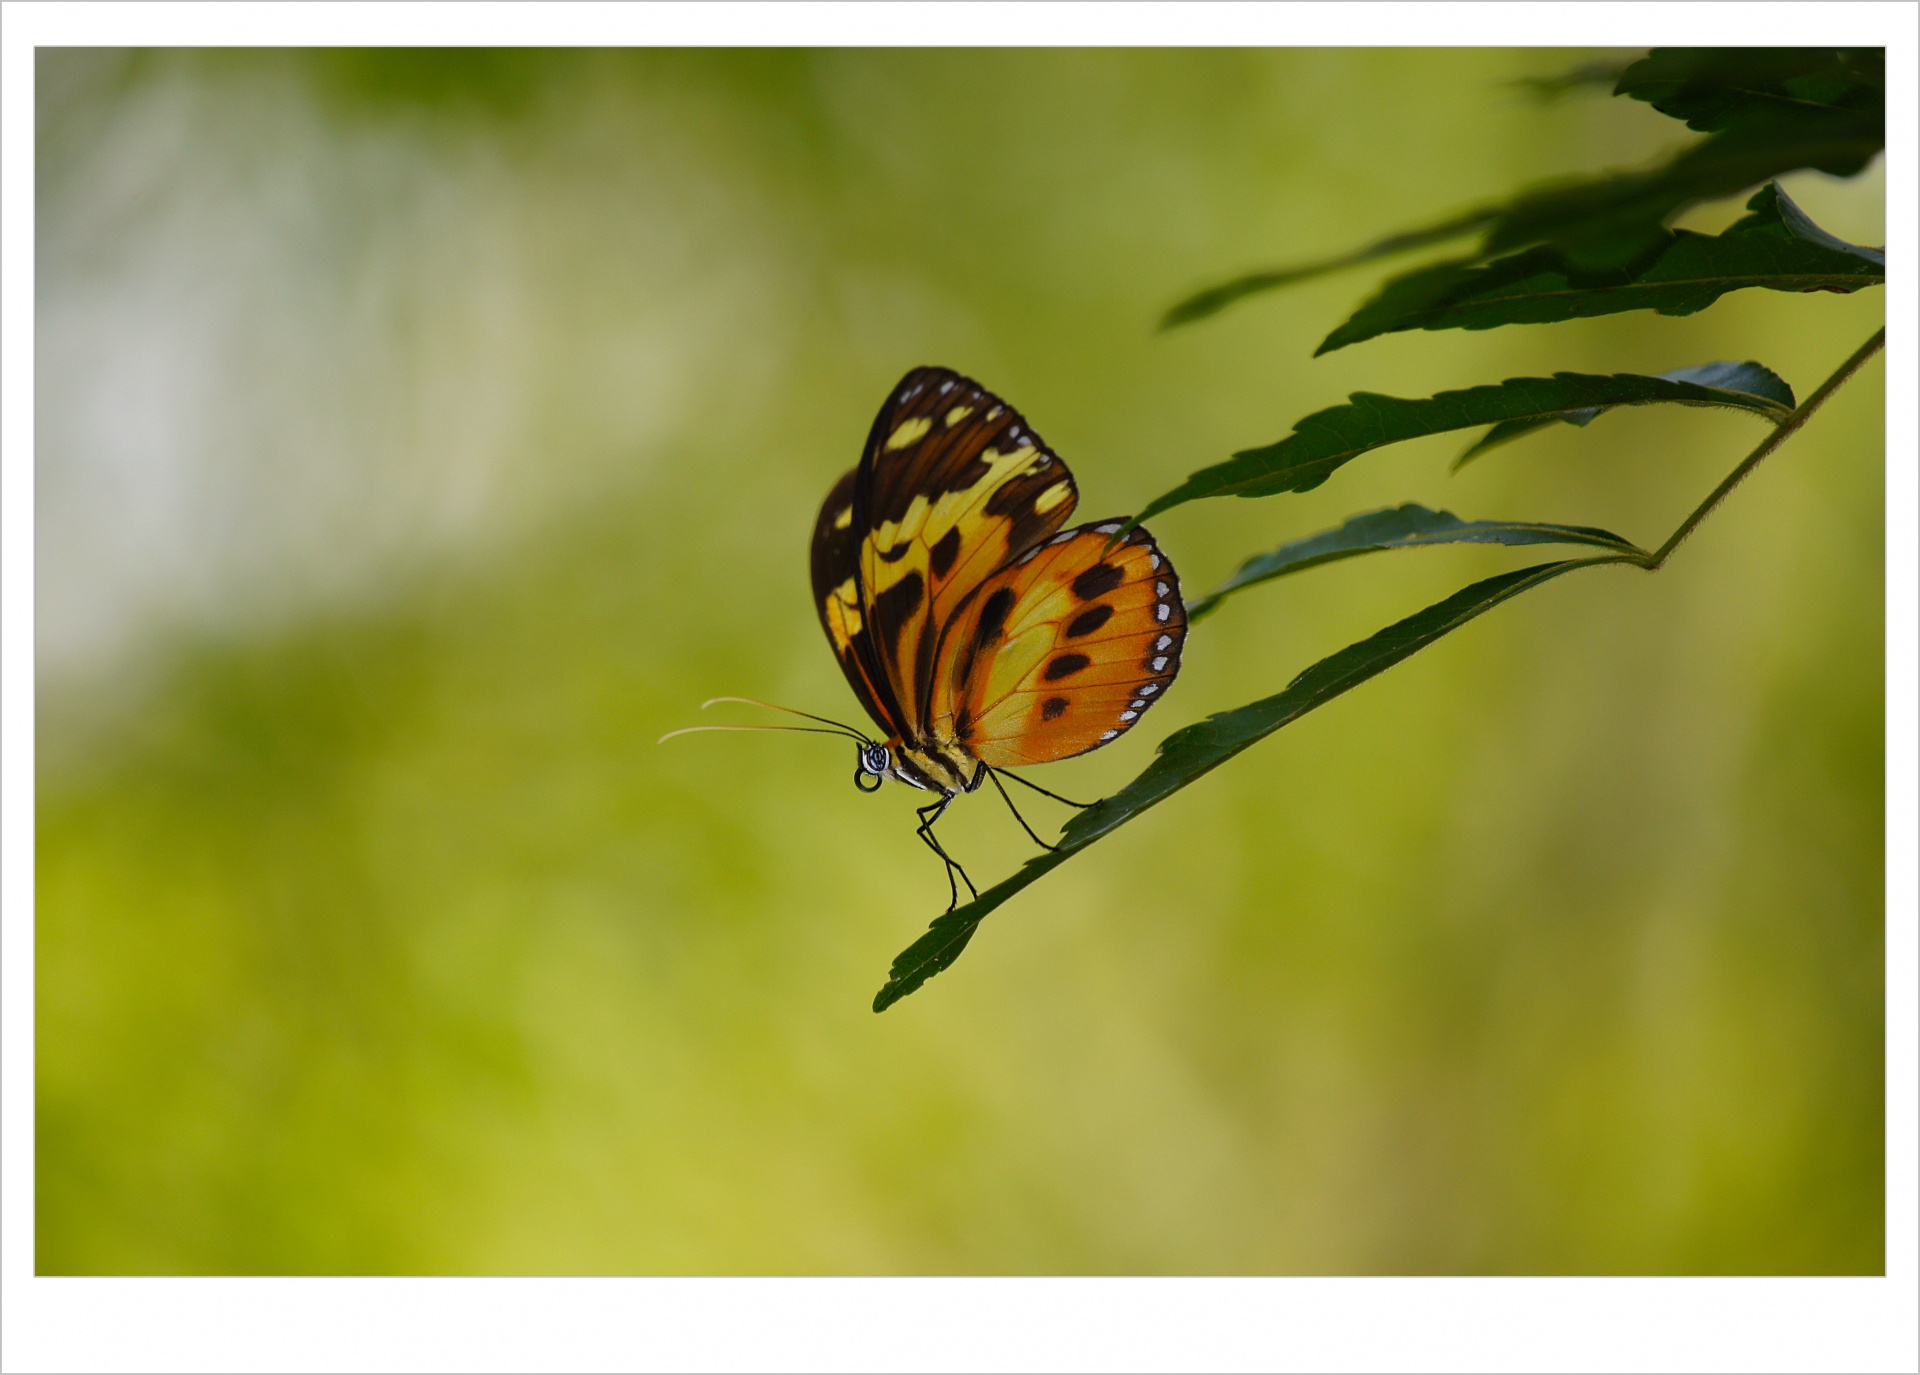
[890,739,979,795]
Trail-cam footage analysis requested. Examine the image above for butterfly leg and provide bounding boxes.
[983,767,1065,853]
[915,795,977,912]
[995,768,1097,810]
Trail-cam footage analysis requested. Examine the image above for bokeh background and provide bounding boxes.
[35,48,1884,1274]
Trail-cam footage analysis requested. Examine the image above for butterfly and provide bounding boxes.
[666,366,1186,909]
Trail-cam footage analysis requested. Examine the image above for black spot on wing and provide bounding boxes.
[929,526,961,578]
[1071,563,1124,601]
[1066,604,1113,638]
[872,571,925,661]
[1044,653,1091,682]
[974,586,1017,647]
[1041,696,1069,721]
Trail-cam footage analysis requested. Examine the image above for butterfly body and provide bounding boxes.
[812,367,1188,901]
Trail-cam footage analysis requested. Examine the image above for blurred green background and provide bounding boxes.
[35,49,1883,1274]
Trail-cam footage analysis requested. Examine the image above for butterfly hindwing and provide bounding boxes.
[928,521,1186,767]
[855,367,1080,735]
[811,465,903,740]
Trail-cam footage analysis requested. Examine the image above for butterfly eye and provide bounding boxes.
[855,743,891,791]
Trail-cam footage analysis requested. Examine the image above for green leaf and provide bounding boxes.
[1319,182,1883,352]
[1161,49,1884,330]
[1615,48,1884,134]
[1184,504,1644,621]
[1132,369,1794,527]
[1455,359,1796,469]
[1158,206,1497,330]
[1481,94,1881,268]
[874,558,1616,1011]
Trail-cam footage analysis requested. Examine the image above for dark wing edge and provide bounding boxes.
[810,465,903,739]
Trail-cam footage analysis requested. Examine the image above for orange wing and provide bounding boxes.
[927,521,1186,767]
[853,367,1080,737]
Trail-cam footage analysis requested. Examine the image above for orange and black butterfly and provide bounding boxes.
[666,366,1186,908]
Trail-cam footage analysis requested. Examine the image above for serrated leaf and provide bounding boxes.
[1319,183,1882,353]
[1184,504,1644,621]
[874,558,1615,1011]
[1131,370,1793,528]
[1455,359,1796,469]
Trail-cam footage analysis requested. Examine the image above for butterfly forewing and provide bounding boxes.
[929,522,1186,767]
[854,367,1080,735]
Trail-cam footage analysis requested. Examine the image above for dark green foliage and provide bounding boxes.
[1163,48,1884,330]
[1613,47,1884,134]
[1455,359,1795,468]
[1133,368,1795,524]
[876,47,1883,1008]
[1319,183,1882,353]
[876,559,1609,1010]
[1481,107,1880,270]
[1185,505,1643,621]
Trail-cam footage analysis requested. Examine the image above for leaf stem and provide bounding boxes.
[1640,327,1885,571]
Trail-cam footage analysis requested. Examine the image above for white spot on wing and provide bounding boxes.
[1120,711,1137,722]
[1155,581,1170,597]
[1096,522,1123,534]
[1139,683,1159,696]
[1099,729,1119,741]
[1149,553,1161,571]
[1051,531,1076,545]
[1152,656,1168,671]
[1155,604,1171,622]
[1156,635,1172,651]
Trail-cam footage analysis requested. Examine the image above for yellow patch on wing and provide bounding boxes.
[865,444,1038,593]
[886,416,932,451]
[824,577,864,646]
[945,405,973,427]
[1034,480,1073,513]
[979,621,1053,704]
[832,504,853,530]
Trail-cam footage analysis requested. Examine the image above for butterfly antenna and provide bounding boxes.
[658,723,873,745]
[699,696,874,743]
[983,767,1062,853]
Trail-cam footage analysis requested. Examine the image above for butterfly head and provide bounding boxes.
[855,741,892,792]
